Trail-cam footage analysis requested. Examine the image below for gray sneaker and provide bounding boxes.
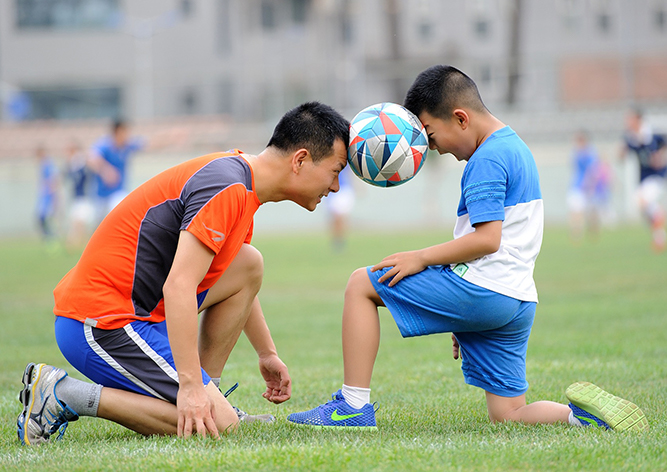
[223,382,275,424]
[17,363,79,445]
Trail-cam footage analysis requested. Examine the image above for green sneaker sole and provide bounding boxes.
[566,381,648,432]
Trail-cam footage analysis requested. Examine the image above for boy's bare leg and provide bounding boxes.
[342,268,385,388]
[198,244,264,379]
[97,382,238,436]
[485,392,570,424]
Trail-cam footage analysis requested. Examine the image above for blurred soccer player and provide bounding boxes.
[17,102,349,444]
[88,119,144,223]
[288,66,648,433]
[621,108,667,252]
[35,145,59,242]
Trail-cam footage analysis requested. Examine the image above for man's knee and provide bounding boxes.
[235,244,264,287]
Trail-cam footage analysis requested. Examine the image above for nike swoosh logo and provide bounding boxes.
[575,415,599,426]
[203,224,225,242]
[331,409,363,421]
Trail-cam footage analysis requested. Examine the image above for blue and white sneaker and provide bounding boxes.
[287,390,378,430]
[17,363,79,445]
[566,381,648,432]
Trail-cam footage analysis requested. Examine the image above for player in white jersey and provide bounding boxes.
[287,65,647,432]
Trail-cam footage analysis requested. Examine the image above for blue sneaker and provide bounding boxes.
[566,381,648,432]
[17,363,79,445]
[287,390,378,430]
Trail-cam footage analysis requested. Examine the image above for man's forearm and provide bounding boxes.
[243,297,278,358]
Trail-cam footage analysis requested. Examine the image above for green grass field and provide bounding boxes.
[1,225,666,471]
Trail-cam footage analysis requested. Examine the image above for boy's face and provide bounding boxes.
[291,138,348,212]
[418,111,468,161]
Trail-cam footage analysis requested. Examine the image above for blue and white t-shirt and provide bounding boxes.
[451,126,543,303]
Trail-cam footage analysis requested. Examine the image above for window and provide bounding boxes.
[261,0,276,30]
[473,18,490,39]
[291,0,309,24]
[20,86,121,120]
[656,4,667,31]
[16,0,121,29]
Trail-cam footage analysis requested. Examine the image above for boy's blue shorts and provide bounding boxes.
[54,290,211,404]
[367,265,535,397]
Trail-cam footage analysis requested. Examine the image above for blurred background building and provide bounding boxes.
[1,0,667,235]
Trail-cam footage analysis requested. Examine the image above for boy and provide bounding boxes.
[287,66,648,432]
[18,102,350,445]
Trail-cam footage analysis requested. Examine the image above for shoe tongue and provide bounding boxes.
[333,390,345,401]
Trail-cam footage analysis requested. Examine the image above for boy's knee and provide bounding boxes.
[345,268,369,294]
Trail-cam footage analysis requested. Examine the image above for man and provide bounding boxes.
[621,108,667,251]
[89,119,145,222]
[18,102,350,444]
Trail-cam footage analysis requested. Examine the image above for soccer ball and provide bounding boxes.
[348,102,428,187]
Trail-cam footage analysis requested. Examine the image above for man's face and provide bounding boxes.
[293,138,348,211]
[418,111,467,161]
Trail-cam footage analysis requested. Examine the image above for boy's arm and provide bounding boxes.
[373,220,502,287]
[243,298,292,404]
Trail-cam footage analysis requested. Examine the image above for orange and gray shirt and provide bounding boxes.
[54,150,260,330]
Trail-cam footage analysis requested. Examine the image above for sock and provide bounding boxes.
[341,384,371,410]
[55,376,102,417]
[210,377,221,388]
[568,409,583,427]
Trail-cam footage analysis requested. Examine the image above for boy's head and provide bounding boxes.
[267,102,350,163]
[404,65,487,121]
[404,65,495,160]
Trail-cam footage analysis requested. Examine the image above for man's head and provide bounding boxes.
[267,102,350,163]
[112,119,129,146]
[257,102,350,212]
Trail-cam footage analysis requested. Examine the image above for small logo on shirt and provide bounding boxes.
[203,224,225,242]
[452,263,468,277]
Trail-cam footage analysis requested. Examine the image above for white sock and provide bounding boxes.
[568,410,583,427]
[341,384,371,410]
[210,377,220,388]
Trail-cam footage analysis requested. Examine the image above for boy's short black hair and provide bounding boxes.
[404,65,488,120]
[267,102,350,163]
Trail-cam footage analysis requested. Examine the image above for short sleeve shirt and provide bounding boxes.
[54,151,260,329]
[452,127,543,302]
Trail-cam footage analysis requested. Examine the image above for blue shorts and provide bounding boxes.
[368,265,535,397]
[55,290,211,404]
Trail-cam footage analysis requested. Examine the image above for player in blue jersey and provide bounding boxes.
[288,65,648,432]
[621,108,667,251]
[35,145,59,241]
[89,119,145,223]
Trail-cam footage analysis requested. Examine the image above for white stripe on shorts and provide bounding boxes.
[84,324,168,401]
[123,323,180,383]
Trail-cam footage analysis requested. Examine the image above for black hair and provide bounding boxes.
[404,65,487,119]
[112,119,127,133]
[267,102,349,162]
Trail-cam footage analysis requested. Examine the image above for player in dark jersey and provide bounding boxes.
[17,102,350,444]
[622,108,667,251]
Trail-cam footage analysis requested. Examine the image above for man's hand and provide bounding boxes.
[371,250,427,286]
[452,334,460,360]
[259,354,291,404]
[176,382,219,439]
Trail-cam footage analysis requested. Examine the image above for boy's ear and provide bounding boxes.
[453,109,469,131]
[291,148,310,174]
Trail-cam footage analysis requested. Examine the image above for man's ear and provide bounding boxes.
[452,109,469,131]
[291,148,310,174]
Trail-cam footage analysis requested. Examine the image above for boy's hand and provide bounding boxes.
[372,250,426,286]
[452,334,460,360]
[259,354,291,404]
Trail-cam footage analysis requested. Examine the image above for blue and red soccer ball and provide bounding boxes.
[348,102,429,188]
